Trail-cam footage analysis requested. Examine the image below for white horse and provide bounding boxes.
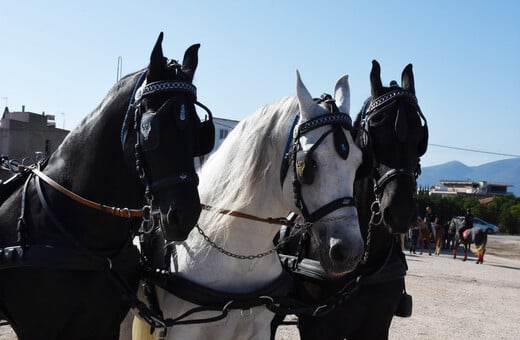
[130,71,364,339]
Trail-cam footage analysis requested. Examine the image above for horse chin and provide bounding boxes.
[159,204,201,241]
[321,262,358,279]
[315,233,364,279]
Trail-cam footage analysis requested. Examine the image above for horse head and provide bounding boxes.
[354,60,428,234]
[123,33,214,241]
[282,72,364,277]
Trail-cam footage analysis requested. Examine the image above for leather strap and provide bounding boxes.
[31,168,146,218]
[200,204,294,226]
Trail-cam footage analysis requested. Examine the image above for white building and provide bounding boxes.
[429,180,512,197]
[195,117,239,169]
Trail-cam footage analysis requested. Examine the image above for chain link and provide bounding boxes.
[196,214,357,260]
[196,224,286,260]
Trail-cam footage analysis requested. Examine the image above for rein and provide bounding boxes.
[200,203,295,226]
[30,167,148,219]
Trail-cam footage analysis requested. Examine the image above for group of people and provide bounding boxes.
[407,206,474,254]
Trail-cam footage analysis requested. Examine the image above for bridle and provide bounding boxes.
[1,68,215,330]
[358,87,428,211]
[280,95,357,223]
[194,95,358,261]
[121,66,214,232]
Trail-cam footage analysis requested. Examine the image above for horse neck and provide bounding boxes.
[33,74,142,246]
[172,102,295,291]
[46,74,141,204]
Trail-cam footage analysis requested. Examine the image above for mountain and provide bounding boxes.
[418,158,520,196]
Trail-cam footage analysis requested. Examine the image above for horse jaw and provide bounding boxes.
[380,177,417,233]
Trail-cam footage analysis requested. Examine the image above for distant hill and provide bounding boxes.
[418,158,520,196]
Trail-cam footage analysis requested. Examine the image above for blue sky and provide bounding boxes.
[1,0,519,167]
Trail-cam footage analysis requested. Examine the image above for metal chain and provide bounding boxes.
[196,214,357,260]
[196,224,295,260]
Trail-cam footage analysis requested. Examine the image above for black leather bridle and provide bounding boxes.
[279,95,357,224]
[358,88,428,203]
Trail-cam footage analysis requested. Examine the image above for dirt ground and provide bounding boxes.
[2,235,519,339]
[275,234,520,340]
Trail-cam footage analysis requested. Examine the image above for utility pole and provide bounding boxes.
[116,56,123,82]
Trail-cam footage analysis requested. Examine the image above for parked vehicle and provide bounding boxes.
[456,216,499,234]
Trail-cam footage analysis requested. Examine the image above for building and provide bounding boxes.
[195,117,239,169]
[214,117,239,150]
[429,180,512,197]
[0,106,69,163]
[0,105,239,173]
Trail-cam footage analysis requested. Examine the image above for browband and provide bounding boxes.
[135,81,197,101]
[366,90,417,115]
[298,113,352,135]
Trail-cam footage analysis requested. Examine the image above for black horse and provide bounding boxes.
[274,60,428,339]
[0,33,214,339]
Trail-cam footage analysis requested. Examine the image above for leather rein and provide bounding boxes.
[30,167,148,219]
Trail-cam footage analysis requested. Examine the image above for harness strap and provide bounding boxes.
[143,269,295,327]
[307,197,356,223]
[373,168,416,196]
[31,168,146,218]
[279,235,407,286]
[149,269,292,307]
[200,204,295,226]
[32,173,168,329]
[0,245,112,271]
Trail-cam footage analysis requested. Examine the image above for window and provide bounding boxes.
[219,129,228,139]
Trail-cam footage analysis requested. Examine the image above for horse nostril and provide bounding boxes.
[329,244,347,262]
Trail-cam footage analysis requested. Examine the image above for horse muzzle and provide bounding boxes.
[315,227,365,278]
[160,203,201,241]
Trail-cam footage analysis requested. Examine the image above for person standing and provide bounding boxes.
[409,220,419,254]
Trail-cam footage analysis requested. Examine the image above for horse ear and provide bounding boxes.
[370,60,383,98]
[148,32,166,80]
[182,44,201,82]
[334,75,350,115]
[401,63,415,94]
[296,70,318,120]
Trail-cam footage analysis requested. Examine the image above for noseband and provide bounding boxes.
[280,95,357,224]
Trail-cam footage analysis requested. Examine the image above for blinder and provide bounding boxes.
[279,94,357,223]
[121,72,215,157]
[296,151,317,185]
[295,128,333,185]
[358,89,428,159]
[139,111,160,151]
[139,97,177,152]
[355,88,429,196]
[192,101,215,157]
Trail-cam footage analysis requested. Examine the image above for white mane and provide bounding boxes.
[192,95,298,248]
